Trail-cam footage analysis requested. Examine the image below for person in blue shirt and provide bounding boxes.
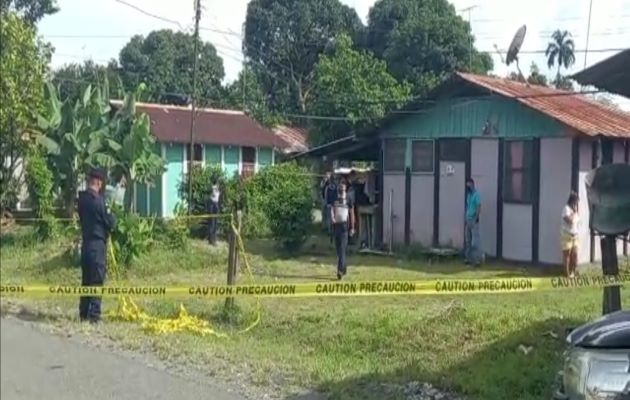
[464,178,482,267]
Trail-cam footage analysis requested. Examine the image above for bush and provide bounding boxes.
[110,205,155,267]
[179,164,270,238]
[154,202,189,250]
[256,163,314,252]
[178,164,227,215]
[24,147,58,239]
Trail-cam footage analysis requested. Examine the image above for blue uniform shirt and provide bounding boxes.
[466,189,481,221]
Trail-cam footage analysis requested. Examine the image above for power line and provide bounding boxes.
[44,33,629,57]
[111,0,184,29]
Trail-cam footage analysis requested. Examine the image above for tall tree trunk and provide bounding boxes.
[63,181,76,218]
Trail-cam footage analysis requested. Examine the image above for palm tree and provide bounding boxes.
[545,30,576,81]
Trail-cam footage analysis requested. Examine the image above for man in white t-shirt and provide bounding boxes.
[561,192,580,278]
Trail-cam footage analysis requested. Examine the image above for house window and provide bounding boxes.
[242,146,256,164]
[186,143,203,170]
[411,140,434,173]
[383,139,406,172]
[504,140,534,203]
[439,139,467,162]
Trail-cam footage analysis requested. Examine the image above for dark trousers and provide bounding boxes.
[207,202,219,245]
[79,241,106,322]
[333,223,348,275]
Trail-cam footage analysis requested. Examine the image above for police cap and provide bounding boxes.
[88,167,107,182]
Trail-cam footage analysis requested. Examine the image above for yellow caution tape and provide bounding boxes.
[2,274,628,299]
[7,213,230,222]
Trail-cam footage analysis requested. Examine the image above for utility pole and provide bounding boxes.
[583,0,594,69]
[461,5,478,71]
[188,0,202,214]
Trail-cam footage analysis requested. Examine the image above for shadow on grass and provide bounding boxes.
[283,317,583,400]
[39,249,79,274]
[245,236,562,279]
[0,228,37,250]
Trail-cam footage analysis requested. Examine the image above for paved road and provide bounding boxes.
[0,318,245,400]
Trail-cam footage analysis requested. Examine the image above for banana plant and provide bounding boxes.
[35,82,115,217]
[103,90,166,212]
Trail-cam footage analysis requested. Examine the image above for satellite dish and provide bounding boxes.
[585,164,630,235]
[506,25,527,81]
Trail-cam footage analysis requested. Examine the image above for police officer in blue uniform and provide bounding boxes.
[77,168,116,323]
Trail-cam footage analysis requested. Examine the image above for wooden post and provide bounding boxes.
[225,210,242,309]
[601,236,621,314]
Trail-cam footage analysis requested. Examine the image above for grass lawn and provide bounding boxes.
[1,226,629,400]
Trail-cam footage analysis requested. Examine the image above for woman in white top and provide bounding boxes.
[561,191,580,278]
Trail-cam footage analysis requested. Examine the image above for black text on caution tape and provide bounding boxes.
[434,279,534,293]
[48,286,167,296]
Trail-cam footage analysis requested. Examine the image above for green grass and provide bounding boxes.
[1,226,629,400]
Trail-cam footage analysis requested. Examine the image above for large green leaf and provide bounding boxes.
[87,136,103,155]
[36,135,61,155]
[106,139,122,152]
[82,85,93,108]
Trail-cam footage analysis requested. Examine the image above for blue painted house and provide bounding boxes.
[111,101,294,218]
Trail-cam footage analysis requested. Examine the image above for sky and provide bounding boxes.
[38,0,630,107]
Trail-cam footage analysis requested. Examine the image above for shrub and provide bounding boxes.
[178,164,270,238]
[110,205,155,267]
[24,147,58,239]
[154,202,189,250]
[178,164,228,214]
[257,163,314,252]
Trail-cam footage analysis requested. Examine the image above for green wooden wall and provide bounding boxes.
[258,148,273,169]
[205,145,221,166]
[383,97,564,139]
[164,144,183,217]
[223,146,239,178]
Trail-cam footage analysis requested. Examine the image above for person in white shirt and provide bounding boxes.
[561,191,580,278]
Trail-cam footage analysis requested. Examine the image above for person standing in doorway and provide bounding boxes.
[561,192,580,278]
[77,168,116,323]
[323,172,337,243]
[464,178,482,267]
[207,182,221,245]
[331,182,355,280]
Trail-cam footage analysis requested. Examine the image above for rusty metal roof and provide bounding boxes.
[456,72,630,138]
[272,125,309,154]
[110,101,289,148]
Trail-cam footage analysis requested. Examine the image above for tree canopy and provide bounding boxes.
[118,29,225,106]
[365,0,493,96]
[307,34,410,145]
[52,60,125,101]
[0,0,58,24]
[222,68,283,127]
[0,12,50,210]
[545,30,576,76]
[243,0,364,114]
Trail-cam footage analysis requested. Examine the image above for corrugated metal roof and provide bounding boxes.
[110,101,289,148]
[572,49,630,98]
[456,72,630,138]
[272,125,309,153]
